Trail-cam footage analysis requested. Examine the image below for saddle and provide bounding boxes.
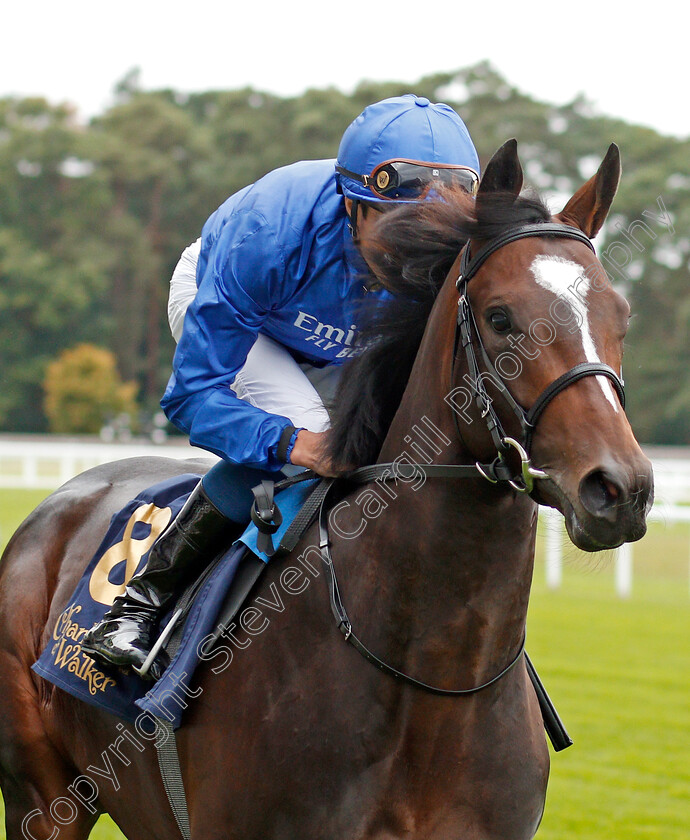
[152,471,328,672]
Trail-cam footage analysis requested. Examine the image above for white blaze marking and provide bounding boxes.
[529,255,619,412]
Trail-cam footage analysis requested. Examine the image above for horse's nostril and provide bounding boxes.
[602,476,619,502]
[579,470,622,521]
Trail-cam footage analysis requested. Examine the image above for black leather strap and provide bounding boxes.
[250,480,283,556]
[317,478,526,696]
[459,222,595,283]
[524,652,573,752]
[206,551,267,652]
[347,463,484,482]
[253,457,520,559]
[452,223,625,476]
[272,478,332,558]
[455,281,525,452]
[525,362,625,429]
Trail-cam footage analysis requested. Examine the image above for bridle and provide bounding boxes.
[452,222,625,492]
[251,221,625,745]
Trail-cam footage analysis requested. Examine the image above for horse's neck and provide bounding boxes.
[343,281,538,686]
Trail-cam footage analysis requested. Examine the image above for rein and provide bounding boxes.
[316,475,526,695]
[252,221,624,720]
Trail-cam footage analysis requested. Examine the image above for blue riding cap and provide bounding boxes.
[335,94,480,204]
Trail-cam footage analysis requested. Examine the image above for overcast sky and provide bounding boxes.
[2,1,684,139]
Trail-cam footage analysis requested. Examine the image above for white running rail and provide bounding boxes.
[0,437,218,489]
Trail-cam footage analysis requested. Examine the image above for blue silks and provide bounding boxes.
[161,159,387,471]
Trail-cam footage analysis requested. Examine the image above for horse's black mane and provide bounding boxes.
[326,188,552,469]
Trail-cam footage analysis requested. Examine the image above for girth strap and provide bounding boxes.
[155,720,192,840]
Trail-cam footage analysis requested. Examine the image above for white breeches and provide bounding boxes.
[168,240,340,433]
[168,238,202,344]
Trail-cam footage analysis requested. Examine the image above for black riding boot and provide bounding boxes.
[81,482,235,680]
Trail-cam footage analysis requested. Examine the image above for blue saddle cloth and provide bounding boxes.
[32,473,316,728]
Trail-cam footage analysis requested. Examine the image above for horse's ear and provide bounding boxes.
[556,143,621,238]
[476,139,523,199]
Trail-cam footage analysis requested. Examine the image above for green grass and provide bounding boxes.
[1,493,688,839]
[0,488,52,553]
[529,530,690,839]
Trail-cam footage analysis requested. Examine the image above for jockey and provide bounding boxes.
[82,94,480,679]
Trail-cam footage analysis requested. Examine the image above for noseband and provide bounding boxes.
[453,222,626,492]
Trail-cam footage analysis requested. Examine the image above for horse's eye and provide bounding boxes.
[489,310,512,333]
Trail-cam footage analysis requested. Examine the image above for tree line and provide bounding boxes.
[0,62,688,443]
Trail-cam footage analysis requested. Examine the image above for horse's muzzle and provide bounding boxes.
[566,457,654,550]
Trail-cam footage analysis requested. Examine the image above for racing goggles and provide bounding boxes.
[337,158,479,201]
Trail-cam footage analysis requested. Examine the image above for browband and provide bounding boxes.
[459,222,595,285]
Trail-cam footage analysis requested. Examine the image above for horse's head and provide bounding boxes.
[458,140,653,551]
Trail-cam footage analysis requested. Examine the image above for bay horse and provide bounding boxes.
[0,140,653,840]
